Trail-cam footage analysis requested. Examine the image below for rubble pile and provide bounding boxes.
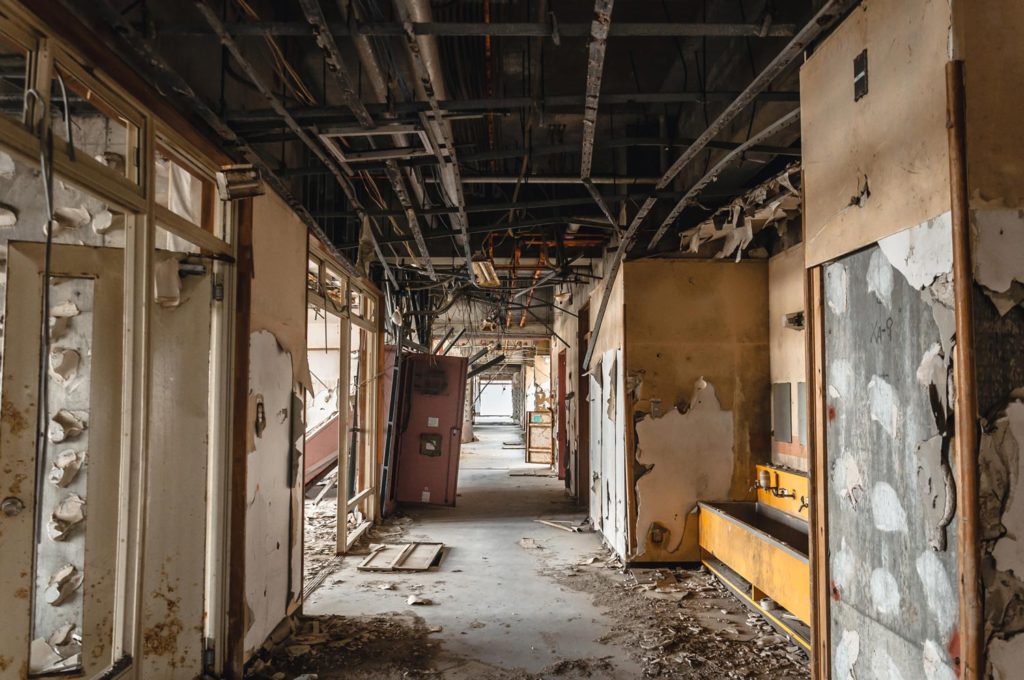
[552,551,810,679]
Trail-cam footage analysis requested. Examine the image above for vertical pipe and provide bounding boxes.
[947,59,982,680]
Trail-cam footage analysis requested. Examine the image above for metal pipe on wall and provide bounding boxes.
[947,59,982,680]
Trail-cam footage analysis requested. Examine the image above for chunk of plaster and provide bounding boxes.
[91,208,115,234]
[48,347,80,386]
[44,563,83,605]
[54,207,90,229]
[47,493,86,541]
[49,410,86,443]
[48,449,84,487]
[0,205,17,228]
[49,301,80,318]
[0,150,14,179]
[154,257,181,308]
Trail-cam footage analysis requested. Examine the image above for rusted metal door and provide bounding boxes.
[392,354,468,506]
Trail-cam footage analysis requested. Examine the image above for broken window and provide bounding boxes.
[0,31,28,126]
[50,65,139,184]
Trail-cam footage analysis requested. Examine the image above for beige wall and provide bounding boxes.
[768,244,808,470]
[624,260,770,562]
[801,0,952,267]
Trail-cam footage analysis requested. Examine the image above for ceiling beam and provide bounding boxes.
[580,0,614,181]
[226,91,800,126]
[581,0,858,371]
[161,21,799,39]
[277,137,799,176]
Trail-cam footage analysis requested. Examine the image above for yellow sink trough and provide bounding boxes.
[698,500,811,649]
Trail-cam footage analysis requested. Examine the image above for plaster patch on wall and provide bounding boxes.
[870,567,901,616]
[633,379,734,559]
[833,450,865,510]
[832,537,857,598]
[833,629,860,680]
[866,247,895,309]
[829,358,854,400]
[826,262,848,315]
[916,550,957,638]
[871,482,908,533]
[870,647,905,680]
[868,375,902,440]
[922,639,958,680]
[973,209,1024,294]
[877,212,953,290]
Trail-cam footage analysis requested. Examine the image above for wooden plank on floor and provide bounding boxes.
[394,543,444,571]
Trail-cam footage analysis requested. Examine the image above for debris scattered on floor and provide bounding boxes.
[517,537,544,550]
[548,549,810,679]
[407,595,433,606]
[245,614,440,680]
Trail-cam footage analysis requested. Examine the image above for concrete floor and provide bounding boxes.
[305,423,643,677]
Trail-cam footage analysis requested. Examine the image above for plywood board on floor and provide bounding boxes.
[357,543,445,572]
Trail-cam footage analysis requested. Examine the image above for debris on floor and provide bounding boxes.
[549,549,810,679]
[245,614,441,680]
[358,542,445,572]
[533,517,589,533]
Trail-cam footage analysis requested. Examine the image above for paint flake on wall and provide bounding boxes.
[633,378,734,560]
[877,212,953,291]
[973,209,1024,315]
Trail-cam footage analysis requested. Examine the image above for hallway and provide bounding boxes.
[255,425,810,679]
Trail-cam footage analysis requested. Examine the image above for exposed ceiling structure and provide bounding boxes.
[53,0,850,342]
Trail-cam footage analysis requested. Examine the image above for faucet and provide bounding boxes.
[756,469,795,499]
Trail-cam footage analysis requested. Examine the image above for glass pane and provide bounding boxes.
[323,267,345,311]
[155,225,200,254]
[51,68,137,182]
[0,33,28,124]
[155,146,212,229]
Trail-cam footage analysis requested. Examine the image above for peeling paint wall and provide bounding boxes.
[243,194,310,660]
[824,219,959,680]
[769,244,808,470]
[623,260,770,563]
[801,0,953,267]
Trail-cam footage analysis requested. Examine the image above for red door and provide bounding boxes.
[393,353,468,506]
[557,350,568,481]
